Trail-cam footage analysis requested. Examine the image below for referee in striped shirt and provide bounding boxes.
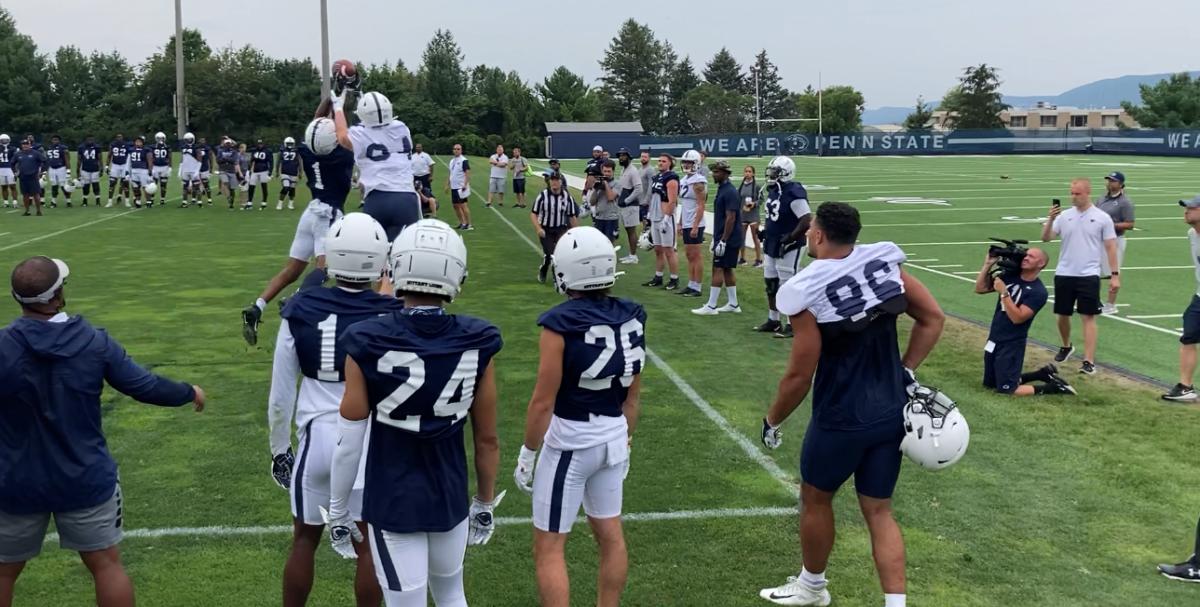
[531,171,579,283]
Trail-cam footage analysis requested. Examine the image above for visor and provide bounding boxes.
[12,258,69,304]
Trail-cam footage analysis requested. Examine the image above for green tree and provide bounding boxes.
[598,19,669,133]
[418,29,467,108]
[747,49,791,120]
[536,66,600,122]
[663,56,700,134]
[1121,72,1200,128]
[941,64,1008,129]
[0,8,53,137]
[788,85,865,134]
[682,83,751,133]
[903,96,934,130]
[702,47,744,91]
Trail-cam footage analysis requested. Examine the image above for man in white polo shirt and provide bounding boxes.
[487,144,508,208]
[411,142,434,193]
[1041,178,1120,375]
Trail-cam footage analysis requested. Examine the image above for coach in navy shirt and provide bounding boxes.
[0,256,205,605]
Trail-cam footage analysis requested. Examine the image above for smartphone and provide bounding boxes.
[1052,199,1061,208]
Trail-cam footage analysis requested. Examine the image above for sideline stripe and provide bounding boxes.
[0,198,184,253]
[437,156,799,498]
[47,506,797,543]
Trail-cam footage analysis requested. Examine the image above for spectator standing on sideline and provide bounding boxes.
[615,148,643,264]
[487,144,508,208]
[691,160,743,315]
[411,142,434,194]
[0,256,205,607]
[509,147,529,208]
[530,172,579,284]
[588,160,620,244]
[447,143,473,231]
[739,165,763,267]
[1162,196,1200,402]
[13,139,45,216]
[638,151,654,224]
[696,151,710,179]
[1095,171,1135,315]
[1040,178,1119,375]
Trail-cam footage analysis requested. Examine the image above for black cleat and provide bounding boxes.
[1158,559,1200,582]
[642,276,663,287]
[537,264,549,284]
[774,323,794,339]
[665,278,679,291]
[65,202,72,208]
[677,288,702,297]
[1162,383,1198,402]
[1079,360,1097,375]
[1054,344,1074,363]
[754,319,782,333]
[1043,373,1077,395]
[241,305,262,346]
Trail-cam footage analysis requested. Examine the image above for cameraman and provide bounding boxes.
[587,159,620,243]
[582,145,604,197]
[974,246,1077,396]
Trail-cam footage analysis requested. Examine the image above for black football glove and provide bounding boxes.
[272,448,295,490]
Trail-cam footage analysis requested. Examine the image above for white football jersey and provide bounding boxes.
[347,120,416,195]
[180,149,201,173]
[448,155,469,189]
[679,173,707,228]
[777,242,907,322]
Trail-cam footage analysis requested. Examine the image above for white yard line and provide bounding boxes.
[1127,314,1183,320]
[898,236,1188,247]
[0,210,140,252]
[924,264,962,269]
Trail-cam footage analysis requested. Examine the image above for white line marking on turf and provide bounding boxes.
[0,209,141,252]
[1127,314,1182,320]
[924,264,962,268]
[438,156,799,498]
[898,236,1188,247]
[46,506,798,543]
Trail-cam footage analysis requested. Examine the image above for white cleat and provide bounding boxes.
[276,201,283,210]
[105,201,113,208]
[619,255,640,264]
[1100,303,1118,315]
[287,201,294,210]
[123,200,131,208]
[759,576,831,606]
[691,305,719,316]
[716,303,742,314]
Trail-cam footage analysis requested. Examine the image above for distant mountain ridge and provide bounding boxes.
[862,71,1200,125]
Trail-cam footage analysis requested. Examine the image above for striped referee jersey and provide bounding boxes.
[533,188,577,228]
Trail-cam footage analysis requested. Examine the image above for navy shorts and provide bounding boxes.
[1182,295,1200,345]
[1053,275,1101,316]
[451,188,468,205]
[513,178,526,194]
[362,190,421,241]
[712,240,743,269]
[594,219,619,241]
[983,339,1025,394]
[19,176,41,196]
[800,418,905,499]
[639,205,649,222]
[682,226,706,245]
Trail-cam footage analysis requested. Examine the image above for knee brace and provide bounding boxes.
[765,276,781,298]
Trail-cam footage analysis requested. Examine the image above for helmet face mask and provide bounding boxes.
[766,156,795,184]
[184,132,195,143]
[680,150,702,175]
[900,387,970,471]
[155,132,166,144]
[284,136,295,148]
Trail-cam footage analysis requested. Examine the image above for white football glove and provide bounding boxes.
[514,445,537,495]
[331,90,347,113]
[319,505,362,560]
[713,240,727,257]
[761,418,782,450]
[467,490,506,546]
[904,366,919,397]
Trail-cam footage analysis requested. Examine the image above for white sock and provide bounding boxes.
[669,274,678,280]
[655,271,663,278]
[689,280,701,291]
[769,310,780,321]
[800,567,826,588]
[255,298,267,312]
[727,286,738,306]
[884,593,906,607]
[706,287,720,308]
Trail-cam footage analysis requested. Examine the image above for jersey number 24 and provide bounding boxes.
[374,349,480,432]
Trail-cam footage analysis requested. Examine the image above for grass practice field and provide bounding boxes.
[2,153,1199,606]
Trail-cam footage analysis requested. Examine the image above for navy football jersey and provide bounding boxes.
[77,144,101,172]
[45,144,68,169]
[109,142,129,165]
[152,143,171,166]
[651,170,679,204]
[299,145,355,210]
[128,147,149,169]
[763,181,811,257]
[538,297,646,421]
[279,146,300,176]
[250,147,273,172]
[0,145,17,168]
[197,145,212,170]
[180,142,198,161]
[282,287,403,382]
[776,242,908,430]
[341,311,503,534]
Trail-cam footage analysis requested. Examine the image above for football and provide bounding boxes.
[331,59,356,80]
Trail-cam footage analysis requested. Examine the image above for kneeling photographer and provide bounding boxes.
[974,239,1076,396]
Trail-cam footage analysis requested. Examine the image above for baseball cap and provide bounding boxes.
[592,145,603,152]
[1179,195,1200,208]
[1104,171,1126,184]
[548,158,560,164]
[708,160,732,172]
[12,257,69,304]
[616,147,631,156]
[546,171,562,181]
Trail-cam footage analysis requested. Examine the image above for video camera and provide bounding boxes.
[987,237,1028,277]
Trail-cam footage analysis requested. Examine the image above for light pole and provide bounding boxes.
[174,0,186,139]
[320,0,330,99]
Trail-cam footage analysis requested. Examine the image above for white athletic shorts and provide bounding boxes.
[290,417,364,525]
[652,216,676,249]
[369,519,467,595]
[248,171,271,186]
[1100,236,1127,277]
[199,170,211,181]
[281,174,298,188]
[618,205,640,228]
[48,167,69,186]
[290,200,342,262]
[0,168,15,186]
[179,169,198,185]
[532,440,627,534]
[128,168,151,187]
[78,171,100,185]
[764,248,804,282]
[151,166,171,181]
[109,165,128,180]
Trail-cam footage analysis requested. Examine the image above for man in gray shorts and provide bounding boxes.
[0,256,206,606]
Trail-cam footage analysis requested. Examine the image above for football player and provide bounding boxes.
[43,135,71,208]
[241,111,355,346]
[76,136,103,207]
[756,156,812,339]
[127,137,153,209]
[0,134,16,209]
[514,226,644,607]
[238,143,253,210]
[268,213,399,607]
[641,154,681,291]
[215,138,242,209]
[151,132,172,206]
[676,150,707,297]
[692,160,743,315]
[105,134,130,208]
[197,137,215,205]
[758,202,945,607]
[249,138,274,209]
[326,218,505,607]
[277,136,300,210]
[178,133,203,208]
[331,90,420,241]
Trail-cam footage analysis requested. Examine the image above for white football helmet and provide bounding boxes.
[63,179,76,193]
[638,229,653,251]
[183,132,195,143]
[356,91,394,128]
[900,386,970,471]
[144,182,158,196]
[766,156,795,183]
[389,219,468,301]
[0,134,9,145]
[680,149,702,174]
[283,136,295,148]
[552,226,620,294]
[155,132,166,144]
[325,213,390,282]
[304,118,338,155]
